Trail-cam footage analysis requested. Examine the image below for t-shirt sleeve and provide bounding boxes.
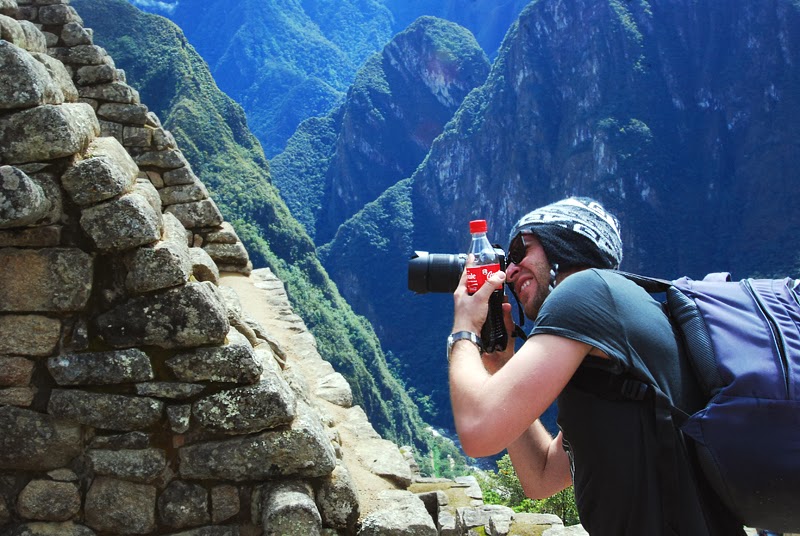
[530,269,629,373]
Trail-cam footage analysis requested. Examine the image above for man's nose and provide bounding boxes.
[505,262,520,281]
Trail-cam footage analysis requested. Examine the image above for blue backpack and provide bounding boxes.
[575,272,800,533]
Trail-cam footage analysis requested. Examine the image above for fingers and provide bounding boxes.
[455,254,474,295]
[474,270,506,300]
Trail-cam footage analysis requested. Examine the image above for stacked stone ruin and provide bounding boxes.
[0,1,585,535]
[0,0,361,534]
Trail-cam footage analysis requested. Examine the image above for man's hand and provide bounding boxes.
[452,255,507,334]
[481,300,515,374]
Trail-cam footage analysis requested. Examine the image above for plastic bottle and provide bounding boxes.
[466,219,501,294]
[466,220,507,352]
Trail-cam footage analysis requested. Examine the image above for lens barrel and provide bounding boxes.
[407,252,466,294]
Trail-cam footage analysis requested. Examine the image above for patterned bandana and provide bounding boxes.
[508,197,623,270]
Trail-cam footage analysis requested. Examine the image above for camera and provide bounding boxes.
[407,249,508,353]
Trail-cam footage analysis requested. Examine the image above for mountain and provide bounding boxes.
[124,0,527,156]
[319,0,800,429]
[71,0,443,456]
[271,16,490,243]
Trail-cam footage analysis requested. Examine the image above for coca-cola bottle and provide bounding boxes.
[466,220,507,352]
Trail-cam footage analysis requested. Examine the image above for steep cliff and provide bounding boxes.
[321,0,800,428]
[124,0,528,157]
[272,16,490,243]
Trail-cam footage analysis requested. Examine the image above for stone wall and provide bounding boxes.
[0,0,362,534]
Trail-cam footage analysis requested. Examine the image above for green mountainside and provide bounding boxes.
[318,0,800,429]
[125,0,527,157]
[272,16,490,243]
[140,0,395,157]
[71,0,460,466]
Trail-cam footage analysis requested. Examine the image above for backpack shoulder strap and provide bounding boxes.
[609,270,673,293]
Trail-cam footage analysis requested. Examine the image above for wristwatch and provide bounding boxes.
[447,331,483,361]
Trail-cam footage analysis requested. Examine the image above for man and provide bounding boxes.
[448,197,743,535]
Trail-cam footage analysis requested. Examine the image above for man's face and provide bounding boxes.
[506,232,552,320]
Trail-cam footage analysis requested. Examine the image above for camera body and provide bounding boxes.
[408,248,508,353]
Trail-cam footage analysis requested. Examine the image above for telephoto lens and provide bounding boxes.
[407,251,466,294]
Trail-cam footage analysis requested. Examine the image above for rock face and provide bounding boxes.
[272,16,490,242]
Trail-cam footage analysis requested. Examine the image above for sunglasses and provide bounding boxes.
[507,232,532,265]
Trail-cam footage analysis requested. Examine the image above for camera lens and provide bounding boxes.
[407,252,466,294]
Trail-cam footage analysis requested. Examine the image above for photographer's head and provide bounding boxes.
[506,197,623,319]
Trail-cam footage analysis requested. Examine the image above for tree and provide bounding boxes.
[477,454,580,526]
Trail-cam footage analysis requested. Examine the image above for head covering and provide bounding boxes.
[508,197,623,270]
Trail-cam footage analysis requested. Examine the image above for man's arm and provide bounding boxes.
[507,423,572,499]
[449,268,588,493]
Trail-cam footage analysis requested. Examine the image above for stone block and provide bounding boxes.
[189,246,220,284]
[87,448,167,484]
[85,477,156,535]
[316,462,360,531]
[203,241,249,267]
[166,404,191,433]
[0,166,50,229]
[0,406,82,470]
[123,125,151,147]
[166,329,261,384]
[261,481,321,536]
[48,44,106,66]
[166,198,224,229]
[211,485,240,524]
[136,382,203,400]
[0,14,25,46]
[37,3,81,25]
[158,480,209,529]
[47,348,154,386]
[125,213,192,294]
[0,102,99,164]
[61,21,92,47]
[3,522,98,535]
[159,181,208,206]
[359,490,437,536]
[75,63,117,86]
[48,389,164,431]
[0,225,62,247]
[0,248,93,312]
[95,281,229,349]
[31,51,78,102]
[0,386,36,406]
[17,20,47,54]
[17,480,81,521]
[96,102,149,125]
[161,165,196,186]
[133,148,188,170]
[80,192,161,252]
[191,374,297,435]
[0,40,62,110]
[179,401,336,481]
[0,356,34,386]
[79,81,139,104]
[61,136,138,207]
[204,222,240,244]
[0,314,61,356]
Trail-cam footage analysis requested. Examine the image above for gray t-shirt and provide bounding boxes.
[531,269,743,535]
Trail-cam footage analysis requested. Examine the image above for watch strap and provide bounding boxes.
[447,330,483,361]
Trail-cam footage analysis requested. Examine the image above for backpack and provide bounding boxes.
[573,271,800,533]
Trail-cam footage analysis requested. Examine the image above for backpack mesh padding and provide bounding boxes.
[666,286,724,398]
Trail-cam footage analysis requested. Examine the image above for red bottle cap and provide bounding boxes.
[469,220,487,233]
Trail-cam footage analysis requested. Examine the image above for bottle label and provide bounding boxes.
[466,263,501,294]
